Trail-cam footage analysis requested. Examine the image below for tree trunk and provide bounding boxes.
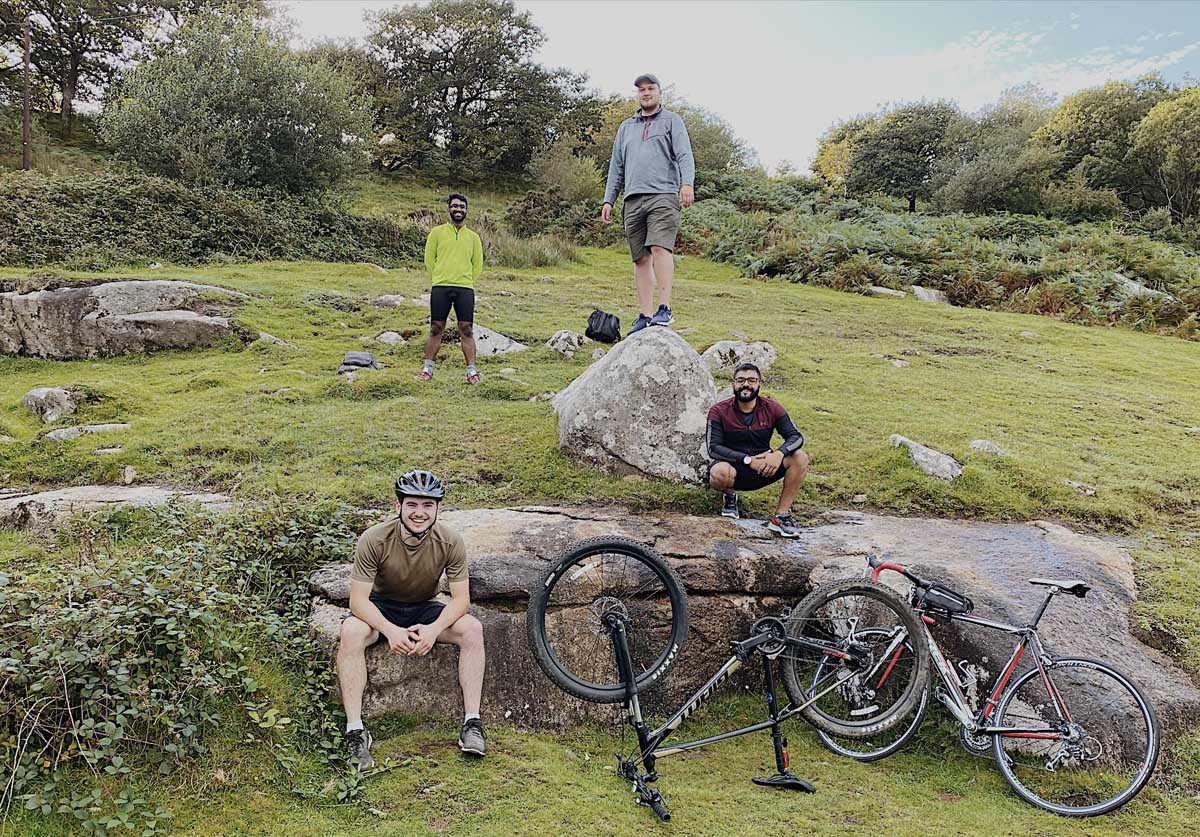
[59,76,76,139]
[908,194,916,213]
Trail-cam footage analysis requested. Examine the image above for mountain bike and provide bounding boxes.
[525,536,931,821]
[812,555,1160,817]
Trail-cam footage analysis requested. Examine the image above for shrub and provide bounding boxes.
[1,502,366,835]
[1039,180,1124,223]
[528,143,603,204]
[0,172,425,268]
[101,11,370,193]
[475,215,578,268]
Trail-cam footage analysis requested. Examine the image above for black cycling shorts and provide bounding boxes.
[369,596,444,641]
[707,458,788,492]
[430,285,475,323]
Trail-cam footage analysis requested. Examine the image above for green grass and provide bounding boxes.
[5,698,1198,836]
[344,174,522,221]
[2,249,1198,529]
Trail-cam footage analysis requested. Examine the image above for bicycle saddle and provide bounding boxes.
[1028,578,1091,598]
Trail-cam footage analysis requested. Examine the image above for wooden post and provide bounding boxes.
[22,12,31,170]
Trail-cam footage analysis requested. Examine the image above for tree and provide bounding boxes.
[0,1,160,136]
[1033,75,1174,212]
[845,101,962,212]
[365,0,602,175]
[100,9,370,192]
[812,116,878,191]
[932,86,1057,214]
[674,102,751,174]
[1131,86,1200,223]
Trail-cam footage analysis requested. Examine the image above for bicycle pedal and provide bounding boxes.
[752,773,816,793]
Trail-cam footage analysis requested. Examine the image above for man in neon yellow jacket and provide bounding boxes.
[417,193,485,384]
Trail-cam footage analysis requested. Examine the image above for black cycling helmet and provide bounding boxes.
[394,469,445,501]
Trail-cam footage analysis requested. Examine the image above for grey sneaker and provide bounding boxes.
[345,728,374,770]
[766,514,800,538]
[650,304,674,327]
[720,492,739,519]
[459,718,486,756]
[627,313,652,336]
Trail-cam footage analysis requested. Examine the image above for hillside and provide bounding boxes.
[3,160,1200,834]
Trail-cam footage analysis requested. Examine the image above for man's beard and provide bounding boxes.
[450,211,466,222]
[735,386,758,403]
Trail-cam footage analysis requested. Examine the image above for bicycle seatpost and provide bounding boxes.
[1029,590,1056,628]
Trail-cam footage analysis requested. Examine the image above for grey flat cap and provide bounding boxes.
[634,73,660,87]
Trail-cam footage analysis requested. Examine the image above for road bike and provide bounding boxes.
[525,536,931,821]
[812,555,1160,817]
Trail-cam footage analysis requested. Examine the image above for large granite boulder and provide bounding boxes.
[308,506,1200,741]
[553,329,718,483]
[0,279,246,359]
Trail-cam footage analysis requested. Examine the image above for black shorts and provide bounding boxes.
[708,458,788,492]
[430,285,475,323]
[369,596,444,641]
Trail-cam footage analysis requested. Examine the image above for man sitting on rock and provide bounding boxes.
[706,363,809,537]
[337,469,487,768]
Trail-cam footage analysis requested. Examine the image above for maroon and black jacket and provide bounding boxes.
[706,396,804,463]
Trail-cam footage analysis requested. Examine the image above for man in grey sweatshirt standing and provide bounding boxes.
[602,73,695,335]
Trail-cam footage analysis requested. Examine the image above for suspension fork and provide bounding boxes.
[608,614,657,777]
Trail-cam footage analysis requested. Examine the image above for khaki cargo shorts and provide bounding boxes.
[623,192,681,261]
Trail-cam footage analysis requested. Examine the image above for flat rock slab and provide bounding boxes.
[0,485,232,531]
[0,280,246,359]
[309,506,1200,736]
[43,423,130,442]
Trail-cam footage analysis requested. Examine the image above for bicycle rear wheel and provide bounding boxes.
[812,627,931,762]
[526,537,688,704]
[991,657,1160,816]
[781,579,931,739]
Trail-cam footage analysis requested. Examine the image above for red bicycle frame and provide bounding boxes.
[870,561,1071,741]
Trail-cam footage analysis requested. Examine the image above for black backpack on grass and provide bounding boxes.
[586,309,621,343]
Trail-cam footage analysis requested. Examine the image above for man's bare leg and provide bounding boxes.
[459,320,478,379]
[774,451,811,516]
[439,614,486,715]
[337,616,379,725]
[708,462,737,493]
[634,252,655,318]
[649,245,674,309]
[419,320,447,379]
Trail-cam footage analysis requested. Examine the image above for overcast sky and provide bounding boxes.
[277,0,1200,171]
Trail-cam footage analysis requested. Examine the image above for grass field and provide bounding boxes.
[3,175,1200,834]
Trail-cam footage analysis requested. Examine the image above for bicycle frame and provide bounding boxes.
[606,611,859,790]
[870,562,1073,743]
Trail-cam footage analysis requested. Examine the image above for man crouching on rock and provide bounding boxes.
[337,469,486,768]
[706,363,809,536]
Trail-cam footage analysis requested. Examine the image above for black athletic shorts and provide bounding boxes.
[430,285,475,323]
[708,458,788,492]
[369,595,444,641]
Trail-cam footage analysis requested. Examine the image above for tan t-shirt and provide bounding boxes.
[351,518,468,602]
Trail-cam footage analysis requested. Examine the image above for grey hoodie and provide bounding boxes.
[603,107,695,206]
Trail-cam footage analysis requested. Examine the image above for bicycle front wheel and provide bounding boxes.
[526,537,688,704]
[781,579,931,739]
[991,657,1160,816]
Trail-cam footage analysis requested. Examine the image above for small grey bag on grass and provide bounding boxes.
[338,351,379,375]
